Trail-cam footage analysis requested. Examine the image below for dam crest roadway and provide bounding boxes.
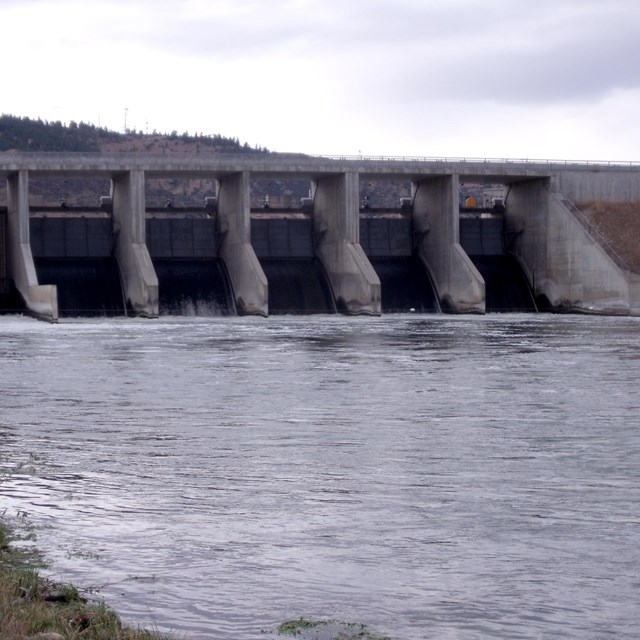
[1,152,639,322]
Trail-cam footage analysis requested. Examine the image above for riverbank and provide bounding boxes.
[1,521,390,640]
[0,520,175,640]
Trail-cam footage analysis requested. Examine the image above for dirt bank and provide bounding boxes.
[577,201,640,273]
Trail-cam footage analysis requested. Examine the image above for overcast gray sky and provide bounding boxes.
[3,0,640,160]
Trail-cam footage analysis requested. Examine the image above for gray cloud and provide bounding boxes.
[408,20,640,103]
[107,0,640,105]
[325,0,640,105]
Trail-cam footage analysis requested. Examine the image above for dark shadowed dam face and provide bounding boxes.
[0,283,26,314]
[260,258,336,315]
[360,216,439,312]
[34,257,126,317]
[370,256,439,313]
[251,216,337,314]
[460,214,537,312]
[146,216,236,316]
[153,258,235,316]
[472,255,537,312]
[0,209,22,313]
[30,216,126,317]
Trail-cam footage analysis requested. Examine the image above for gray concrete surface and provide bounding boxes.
[111,170,159,317]
[6,171,58,321]
[217,172,268,316]
[312,173,380,315]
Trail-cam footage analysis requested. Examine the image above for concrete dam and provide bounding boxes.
[1,153,639,321]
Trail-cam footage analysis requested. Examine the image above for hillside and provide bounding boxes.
[0,114,295,206]
[0,114,266,155]
[0,115,411,208]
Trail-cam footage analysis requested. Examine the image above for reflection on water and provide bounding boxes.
[1,314,640,639]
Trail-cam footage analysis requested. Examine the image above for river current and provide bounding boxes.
[1,313,639,639]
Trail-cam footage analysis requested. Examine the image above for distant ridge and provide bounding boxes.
[0,114,268,155]
[0,114,408,210]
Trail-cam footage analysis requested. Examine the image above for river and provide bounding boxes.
[1,313,639,639]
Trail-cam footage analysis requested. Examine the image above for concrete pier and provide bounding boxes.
[312,173,380,315]
[111,170,159,317]
[6,171,58,321]
[412,175,484,313]
[217,171,268,316]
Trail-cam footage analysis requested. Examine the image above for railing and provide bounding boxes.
[1,150,639,168]
[313,154,640,167]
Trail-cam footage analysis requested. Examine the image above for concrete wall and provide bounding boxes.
[360,217,412,257]
[459,217,504,256]
[5,171,58,321]
[504,178,549,287]
[312,173,380,315]
[629,273,640,315]
[30,217,113,258]
[412,175,484,313]
[146,217,218,258]
[544,194,630,313]
[216,172,268,316]
[111,170,159,317]
[251,217,314,258]
[552,168,640,313]
[555,168,640,203]
[507,179,631,314]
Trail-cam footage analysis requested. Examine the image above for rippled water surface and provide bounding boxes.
[1,314,639,639]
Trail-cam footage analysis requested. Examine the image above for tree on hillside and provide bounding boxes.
[0,114,269,154]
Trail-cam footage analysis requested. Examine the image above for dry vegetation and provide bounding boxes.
[577,201,640,273]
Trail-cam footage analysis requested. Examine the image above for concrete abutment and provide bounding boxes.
[506,178,633,314]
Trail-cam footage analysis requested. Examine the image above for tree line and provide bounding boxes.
[0,114,268,153]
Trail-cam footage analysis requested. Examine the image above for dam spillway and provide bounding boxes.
[34,257,125,316]
[471,255,538,312]
[30,214,126,317]
[251,214,337,314]
[0,207,25,313]
[152,259,234,315]
[359,214,439,312]
[1,153,638,321]
[459,212,537,312]
[146,214,235,315]
[258,259,336,314]
[368,257,440,313]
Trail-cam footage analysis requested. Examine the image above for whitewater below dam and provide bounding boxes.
[1,313,639,639]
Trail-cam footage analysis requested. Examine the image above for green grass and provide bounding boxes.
[275,617,391,640]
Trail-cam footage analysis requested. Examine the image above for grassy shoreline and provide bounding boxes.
[0,519,175,640]
[1,519,390,640]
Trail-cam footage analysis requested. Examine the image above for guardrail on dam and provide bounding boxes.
[1,153,639,322]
